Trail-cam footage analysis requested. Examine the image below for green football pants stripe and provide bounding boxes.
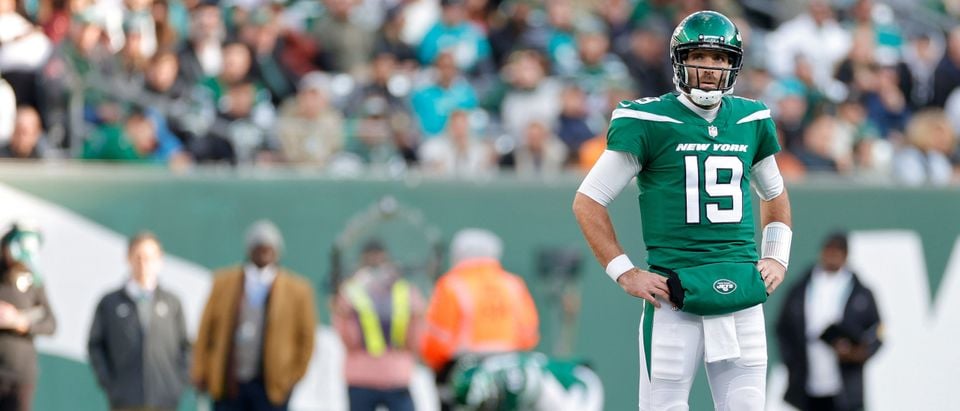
[642,301,655,381]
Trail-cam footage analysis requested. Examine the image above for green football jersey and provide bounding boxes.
[606,93,780,270]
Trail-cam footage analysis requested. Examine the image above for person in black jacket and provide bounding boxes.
[88,232,191,411]
[0,222,56,411]
[776,231,883,411]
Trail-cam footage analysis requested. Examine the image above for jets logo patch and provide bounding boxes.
[713,279,737,294]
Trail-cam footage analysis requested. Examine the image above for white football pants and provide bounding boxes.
[637,299,767,411]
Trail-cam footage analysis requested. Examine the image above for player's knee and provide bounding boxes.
[647,392,691,411]
[644,403,688,411]
[643,389,691,411]
[724,387,764,411]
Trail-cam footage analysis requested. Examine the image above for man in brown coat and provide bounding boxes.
[191,220,316,411]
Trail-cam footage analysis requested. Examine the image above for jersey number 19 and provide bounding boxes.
[684,156,743,224]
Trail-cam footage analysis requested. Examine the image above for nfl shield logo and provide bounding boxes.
[708,125,718,138]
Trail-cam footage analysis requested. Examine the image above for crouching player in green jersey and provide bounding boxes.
[572,10,792,411]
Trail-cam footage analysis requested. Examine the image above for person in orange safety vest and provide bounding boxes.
[420,228,540,379]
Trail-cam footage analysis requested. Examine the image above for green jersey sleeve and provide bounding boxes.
[754,106,781,165]
[606,102,649,164]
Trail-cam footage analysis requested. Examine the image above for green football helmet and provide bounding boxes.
[670,11,743,105]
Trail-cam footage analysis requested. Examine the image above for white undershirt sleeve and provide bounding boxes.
[750,155,785,201]
[577,150,641,207]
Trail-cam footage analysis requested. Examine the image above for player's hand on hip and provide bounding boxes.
[758,258,786,294]
[617,268,670,308]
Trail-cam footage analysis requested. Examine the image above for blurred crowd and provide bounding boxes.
[0,0,959,184]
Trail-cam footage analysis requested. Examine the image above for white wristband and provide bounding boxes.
[761,222,792,269]
[605,254,635,282]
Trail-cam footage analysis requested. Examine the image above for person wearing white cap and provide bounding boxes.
[192,220,317,411]
[420,228,539,397]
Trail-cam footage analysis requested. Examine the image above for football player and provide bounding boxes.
[572,10,792,411]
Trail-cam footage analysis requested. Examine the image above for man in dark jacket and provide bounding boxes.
[776,232,883,411]
[88,232,191,411]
